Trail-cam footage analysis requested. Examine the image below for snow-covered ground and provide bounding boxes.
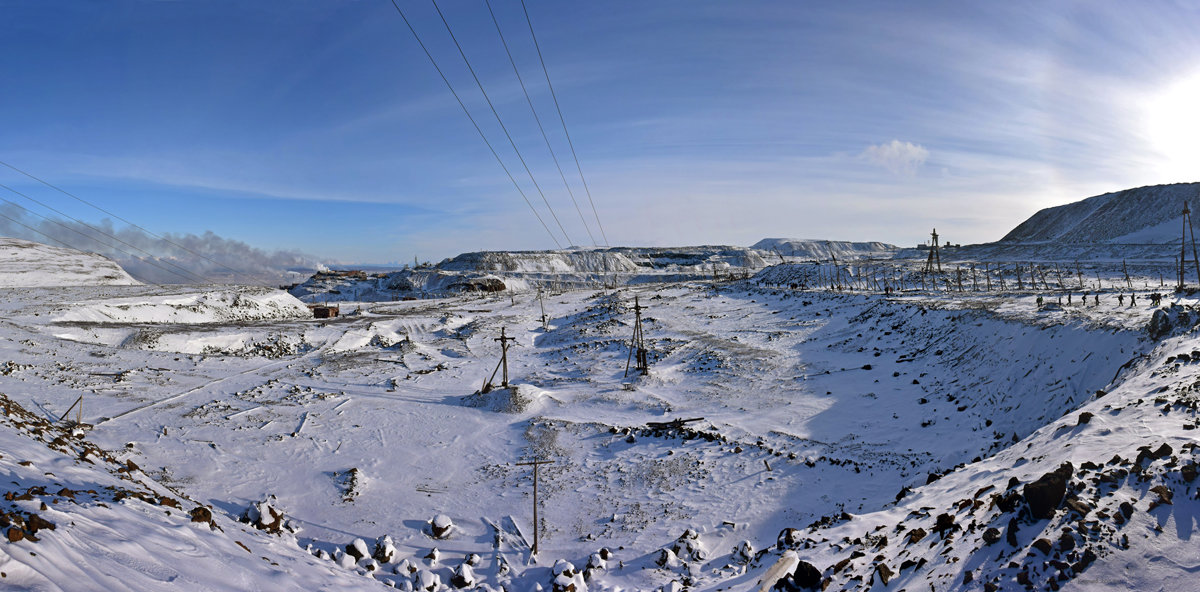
[2,251,1200,590]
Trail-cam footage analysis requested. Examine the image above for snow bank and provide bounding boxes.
[54,288,310,324]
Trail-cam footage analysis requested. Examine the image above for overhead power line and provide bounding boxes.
[429,0,574,247]
[482,0,596,246]
[386,0,562,249]
[0,182,209,284]
[519,0,609,246]
[0,159,244,279]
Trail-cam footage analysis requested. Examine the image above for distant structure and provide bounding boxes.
[308,304,340,319]
[923,228,942,274]
[1180,202,1200,289]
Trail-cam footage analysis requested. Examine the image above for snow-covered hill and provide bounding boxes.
[0,237,138,287]
[751,238,897,260]
[290,245,771,303]
[1000,182,1200,245]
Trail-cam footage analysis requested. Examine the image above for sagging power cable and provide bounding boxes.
[482,0,596,246]
[429,0,574,247]
[386,0,563,249]
[519,0,608,246]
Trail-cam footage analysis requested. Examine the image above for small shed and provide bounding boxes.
[309,304,340,319]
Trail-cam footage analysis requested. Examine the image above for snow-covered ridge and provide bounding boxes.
[0,237,138,287]
[290,245,771,302]
[751,238,897,260]
[53,288,310,324]
[1000,182,1200,245]
[439,245,768,273]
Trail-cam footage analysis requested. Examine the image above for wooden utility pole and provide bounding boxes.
[984,262,992,291]
[1122,259,1133,289]
[537,287,548,331]
[515,458,553,557]
[923,228,942,274]
[60,394,83,425]
[1180,201,1200,289]
[625,296,649,377]
[482,327,517,393]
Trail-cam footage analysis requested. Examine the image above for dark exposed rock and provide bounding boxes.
[1077,412,1093,425]
[995,490,1023,513]
[908,527,927,544]
[24,514,54,533]
[190,506,212,523]
[1150,485,1174,507]
[1064,495,1093,517]
[777,527,803,550]
[1032,538,1052,555]
[1119,501,1135,520]
[875,563,893,585]
[1072,548,1098,573]
[792,560,822,590]
[1024,463,1073,520]
[1006,517,1020,547]
[1058,532,1075,552]
[933,513,956,538]
[982,528,1001,545]
[1182,463,1198,483]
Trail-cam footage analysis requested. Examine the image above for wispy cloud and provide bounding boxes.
[861,140,930,176]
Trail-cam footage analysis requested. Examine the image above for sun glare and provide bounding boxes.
[1146,73,1200,181]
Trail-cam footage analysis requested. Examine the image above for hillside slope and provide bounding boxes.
[0,392,383,591]
[0,237,138,287]
[752,238,897,260]
[1000,182,1200,245]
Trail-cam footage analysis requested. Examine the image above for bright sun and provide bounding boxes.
[1146,73,1200,181]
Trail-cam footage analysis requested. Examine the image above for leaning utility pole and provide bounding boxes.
[515,458,553,557]
[537,287,548,331]
[1180,201,1200,289]
[482,327,517,393]
[923,228,942,274]
[625,296,649,377]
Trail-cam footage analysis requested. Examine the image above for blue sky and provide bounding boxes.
[3,1,1200,266]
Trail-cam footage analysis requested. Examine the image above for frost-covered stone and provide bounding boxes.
[374,534,398,563]
[242,496,287,533]
[346,537,370,560]
[395,558,417,575]
[732,540,755,565]
[415,569,441,591]
[430,514,453,539]
[449,562,475,588]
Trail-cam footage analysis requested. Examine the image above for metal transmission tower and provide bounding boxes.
[1179,202,1200,290]
[624,296,649,377]
[923,228,942,274]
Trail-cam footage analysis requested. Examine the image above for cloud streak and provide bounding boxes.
[861,140,930,175]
